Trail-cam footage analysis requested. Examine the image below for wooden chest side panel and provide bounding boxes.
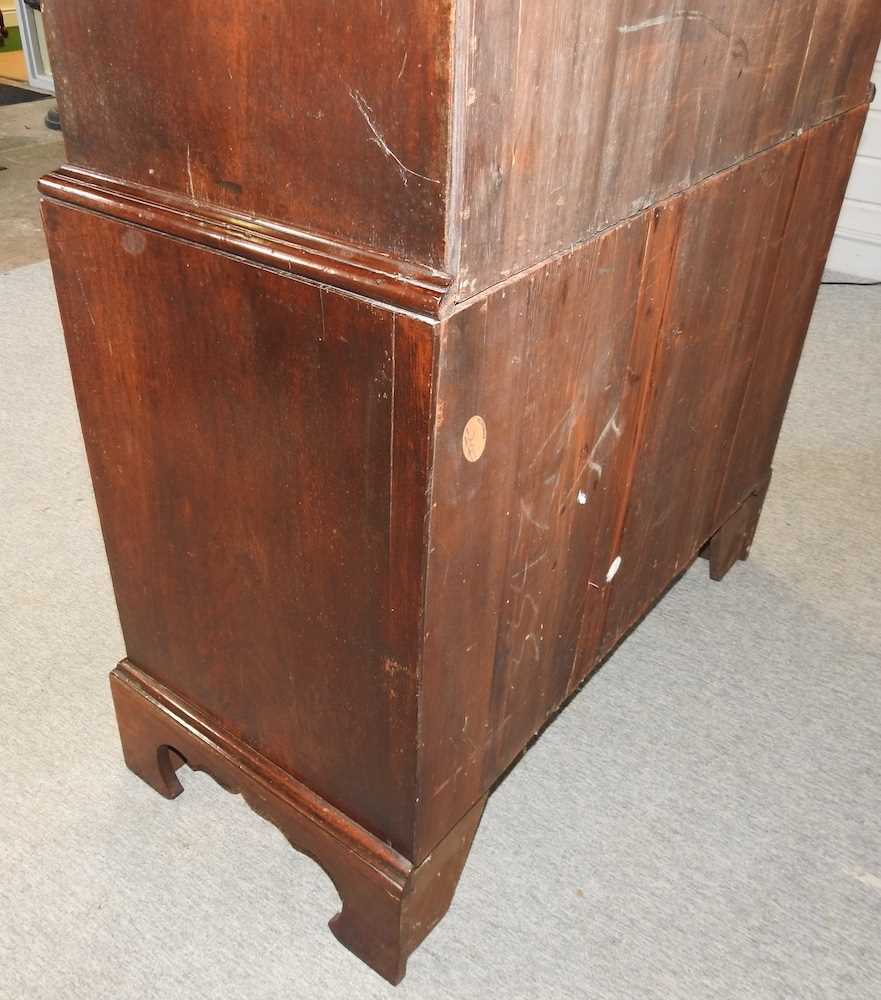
[597,108,867,718]
[45,0,453,268]
[456,0,881,297]
[417,109,865,858]
[44,203,432,856]
[417,214,660,857]
[600,134,809,650]
[716,108,870,519]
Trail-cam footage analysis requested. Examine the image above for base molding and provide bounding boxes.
[110,660,484,984]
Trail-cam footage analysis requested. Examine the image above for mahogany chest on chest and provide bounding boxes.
[40,0,881,984]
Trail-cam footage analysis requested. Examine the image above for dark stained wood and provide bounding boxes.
[456,0,881,297]
[704,477,771,582]
[44,0,881,294]
[45,0,454,268]
[111,659,484,986]
[601,136,806,651]
[44,202,435,859]
[568,199,683,692]
[715,109,870,520]
[789,0,881,131]
[417,213,660,854]
[415,107,869,860]
[37,166,454,316]
[40,0,878,982]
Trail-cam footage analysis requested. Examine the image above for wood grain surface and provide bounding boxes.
[46,0,454,268]
[455,0,881,297]
[44,0,881,296]
[416,106,868,858]
[110,659,484,986]
[39,0,878,979]
[44,202,435,857]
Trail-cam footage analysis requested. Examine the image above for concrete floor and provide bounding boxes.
[0,97,64,272]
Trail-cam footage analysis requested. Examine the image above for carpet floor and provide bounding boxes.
[1,261,879,1000]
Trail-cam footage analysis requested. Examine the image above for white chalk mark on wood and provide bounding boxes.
[517,499,551,541]
[349,88,440,186]
[590,407,623,476]
[511,552,548,586]
[528,404,575,472]
[570,406,624,491]
[618,10,730,38]
[606,556,622,583]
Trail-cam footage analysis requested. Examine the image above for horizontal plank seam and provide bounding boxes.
[444,101,871,320]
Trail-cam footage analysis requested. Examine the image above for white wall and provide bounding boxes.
[828,50,881,280]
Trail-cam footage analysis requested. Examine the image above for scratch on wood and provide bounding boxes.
[528,404,576,472]
[618,10,731,38]
[349,88,440,186]
[511,552,548,586]
[583,406,623,483]
[318,287,327,343]
[185,144,195,199]
[514,498,551,549]
[76,275,96,329]
[791,11,819,118]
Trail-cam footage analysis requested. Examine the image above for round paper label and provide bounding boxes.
[462,415,487,463]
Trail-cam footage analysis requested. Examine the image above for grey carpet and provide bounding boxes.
[1,261,879,1000]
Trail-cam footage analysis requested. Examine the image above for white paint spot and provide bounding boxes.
[577,491,589,506]
[606,556,622,583]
